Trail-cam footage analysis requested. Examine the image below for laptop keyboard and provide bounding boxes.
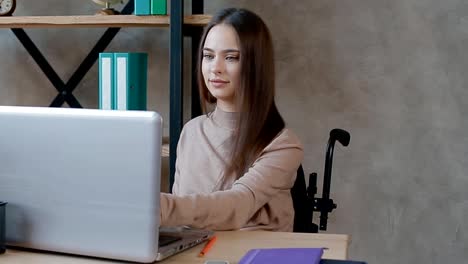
[158,234,182,247]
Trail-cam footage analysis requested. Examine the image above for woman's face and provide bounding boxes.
[202,24,241,112]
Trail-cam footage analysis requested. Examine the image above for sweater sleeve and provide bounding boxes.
[160,130,304,230]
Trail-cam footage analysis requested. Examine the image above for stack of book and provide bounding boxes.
[238,248,367,264]
[98,52,148,110]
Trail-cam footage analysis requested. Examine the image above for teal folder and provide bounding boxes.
[134,0,151,15]
[113,53,148,110]
[98,53,114,110]
[150,0,167,15]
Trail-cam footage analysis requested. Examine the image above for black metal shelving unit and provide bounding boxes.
[3,0,206,192]
[169,0,204,191]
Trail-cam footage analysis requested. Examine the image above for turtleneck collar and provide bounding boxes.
[211,107,239,130]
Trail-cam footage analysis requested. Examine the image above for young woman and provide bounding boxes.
[160,8,303,232]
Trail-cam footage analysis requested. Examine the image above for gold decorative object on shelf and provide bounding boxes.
[92,0,124,15]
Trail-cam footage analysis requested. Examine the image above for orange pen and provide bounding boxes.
[198,235,218,257]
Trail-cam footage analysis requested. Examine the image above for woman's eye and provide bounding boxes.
[226,56,239,61]
[203,54,214,60]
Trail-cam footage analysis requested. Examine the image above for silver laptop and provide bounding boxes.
[0,106,213,262]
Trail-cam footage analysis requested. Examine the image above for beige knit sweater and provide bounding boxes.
[160,107,304,231]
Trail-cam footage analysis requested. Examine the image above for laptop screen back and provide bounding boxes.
[0,106,162,262]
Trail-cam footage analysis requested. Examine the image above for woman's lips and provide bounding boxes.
[209,79,229,88]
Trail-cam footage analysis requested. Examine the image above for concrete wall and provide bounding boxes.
[1,1,467,263]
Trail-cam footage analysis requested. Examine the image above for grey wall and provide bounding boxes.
[1,1,467,263]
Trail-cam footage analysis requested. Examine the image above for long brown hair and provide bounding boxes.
[197,8,285,179]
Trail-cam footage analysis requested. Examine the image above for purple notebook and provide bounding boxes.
[239,248,324,264]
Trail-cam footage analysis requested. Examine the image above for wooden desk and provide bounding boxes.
[0,231,349,264]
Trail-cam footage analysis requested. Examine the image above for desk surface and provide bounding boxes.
[0,231,349,264]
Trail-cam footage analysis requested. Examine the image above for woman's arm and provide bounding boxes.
[160,129,303,230]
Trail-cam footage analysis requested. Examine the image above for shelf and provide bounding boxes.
[162,143,169,158]
[0,15,211,28]
[161,136,170,158]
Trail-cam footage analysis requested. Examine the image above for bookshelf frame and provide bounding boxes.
[0,0,207,190]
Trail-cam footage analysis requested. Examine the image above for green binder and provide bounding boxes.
[98,53,114,110]
[113,53,148,110]
[134,0,151,15]
[150,0,166,15]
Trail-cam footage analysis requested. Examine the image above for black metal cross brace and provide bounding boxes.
[10,0,135,108]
